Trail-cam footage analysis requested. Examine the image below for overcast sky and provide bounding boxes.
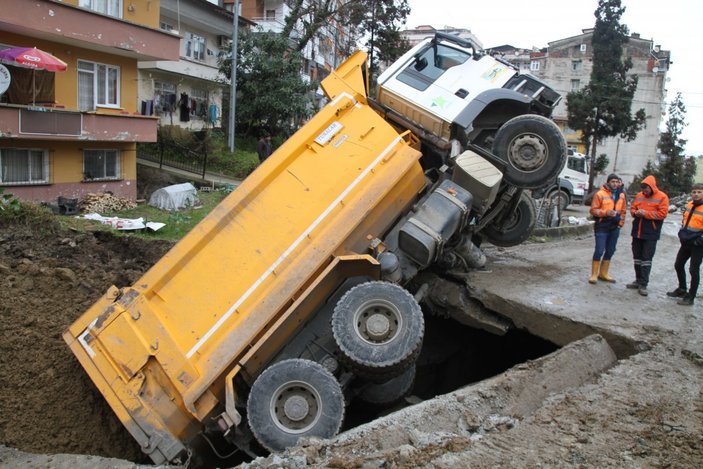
[405,0,703,156]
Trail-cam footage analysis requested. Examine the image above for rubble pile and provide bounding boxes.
[80,193,137,213]
[669,193,689,211]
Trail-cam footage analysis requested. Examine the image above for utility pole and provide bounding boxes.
[589,106,599,192]
[228,0,240,152]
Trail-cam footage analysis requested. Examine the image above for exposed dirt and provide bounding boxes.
[1,203,702,469]
[0,218,173,464]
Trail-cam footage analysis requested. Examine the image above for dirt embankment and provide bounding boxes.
[0,220,172,462]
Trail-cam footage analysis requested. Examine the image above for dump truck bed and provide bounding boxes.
[64,52,427,463]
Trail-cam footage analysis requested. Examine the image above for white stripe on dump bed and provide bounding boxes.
[186,100,401,359]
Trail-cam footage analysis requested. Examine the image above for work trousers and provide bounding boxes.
[593,228,620,261]
[631,237,659,287]
[674,243,703,298]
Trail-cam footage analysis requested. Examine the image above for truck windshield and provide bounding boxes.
[397,43,471,91]
[567,156,586,173]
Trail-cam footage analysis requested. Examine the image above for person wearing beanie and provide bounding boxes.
[588,173,627,284]
[626,175,670,296]
[666,183,703,305]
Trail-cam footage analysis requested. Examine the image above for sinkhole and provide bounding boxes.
[343,313,560,430]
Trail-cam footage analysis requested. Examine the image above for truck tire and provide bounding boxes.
[247,359,344,452]
[482,192,536,247]
[332,281,424,381]
[357,363,416,406]
[492,115,567,189]
[547,188,570,211]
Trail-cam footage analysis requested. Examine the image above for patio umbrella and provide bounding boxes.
[0,46,67,105]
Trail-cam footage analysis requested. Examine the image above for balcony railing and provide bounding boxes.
[0,104,158,143]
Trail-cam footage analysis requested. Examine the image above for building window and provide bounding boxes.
[160,21,174,32]
[83,149,120,181]
[77,60,120,111]
[190,88,208,119]
[572,60,583,72]
[0,148,49,185]
[530,60,540,71]
[580,44,587,52]
[571,79,581,91]
[79,0,121,18]
[185,32,206,61]
[265,9,276,19]
[154,81,177,115]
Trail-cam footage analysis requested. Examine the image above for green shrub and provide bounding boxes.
[0,189,59,232]
[138,128,259,179]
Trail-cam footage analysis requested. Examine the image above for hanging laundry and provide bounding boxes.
[179,92,190,122]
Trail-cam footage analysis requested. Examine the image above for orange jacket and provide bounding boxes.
[590,184,626,231]
[682,200,703,232]
[630,175,669,240]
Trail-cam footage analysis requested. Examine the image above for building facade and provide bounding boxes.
[137,0,254,131]
[536,30,670,185]
[0,0,179,203]
[232,0,352,82]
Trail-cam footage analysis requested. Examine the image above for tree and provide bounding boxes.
[219,29,315,138]
[345,0,410,89]
[281,0,410,84]
[566,0,646,191]
[636,93,695,196]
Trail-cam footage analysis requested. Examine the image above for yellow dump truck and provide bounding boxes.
[65,35,566,466]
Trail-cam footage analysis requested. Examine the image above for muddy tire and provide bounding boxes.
[332,282,424,381]
[482,192,536,247]
[247,359,344,452]
[492,115,567,189]
[357,363,416,406]
[547,188,570,211]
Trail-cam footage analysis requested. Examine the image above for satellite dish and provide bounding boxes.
[652,66,659,73]
[0,65,10,96]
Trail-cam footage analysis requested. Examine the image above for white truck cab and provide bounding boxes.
[374,32,566,192]
[532,149,589,209]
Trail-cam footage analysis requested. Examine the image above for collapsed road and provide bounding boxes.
[1,204,701,468]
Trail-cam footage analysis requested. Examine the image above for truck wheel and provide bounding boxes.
[358,363,416,406]
[548,188,570,211]
[482,192,536,247]
[247,359,344,452]
[492,115,567,189]
[332,281,424,380]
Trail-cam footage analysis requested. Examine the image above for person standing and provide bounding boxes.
[589,174,627,284]
[257,133,272,163]
[667,183,703,305]
[626,175,670,296]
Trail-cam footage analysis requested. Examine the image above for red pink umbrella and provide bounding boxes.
[0,46,67,105]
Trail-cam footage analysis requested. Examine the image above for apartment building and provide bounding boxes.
[232,0,352,82]
[137,0,254,130]
[0,0,179,203]
[537,30,670,185]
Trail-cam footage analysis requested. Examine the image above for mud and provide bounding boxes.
[0,220,172,462]
[1,204,702,469]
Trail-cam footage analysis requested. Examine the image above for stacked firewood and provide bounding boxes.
[79,193,137,213]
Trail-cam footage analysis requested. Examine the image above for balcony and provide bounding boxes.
[0,0,179,61]
[0,104,158,143]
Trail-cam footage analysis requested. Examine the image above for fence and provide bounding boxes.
[535,196,562,228]
[138,139,208,178]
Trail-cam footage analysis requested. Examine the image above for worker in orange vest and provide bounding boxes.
[626,175,669,296]
[667,182,703,305]
[589,173,627,284]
